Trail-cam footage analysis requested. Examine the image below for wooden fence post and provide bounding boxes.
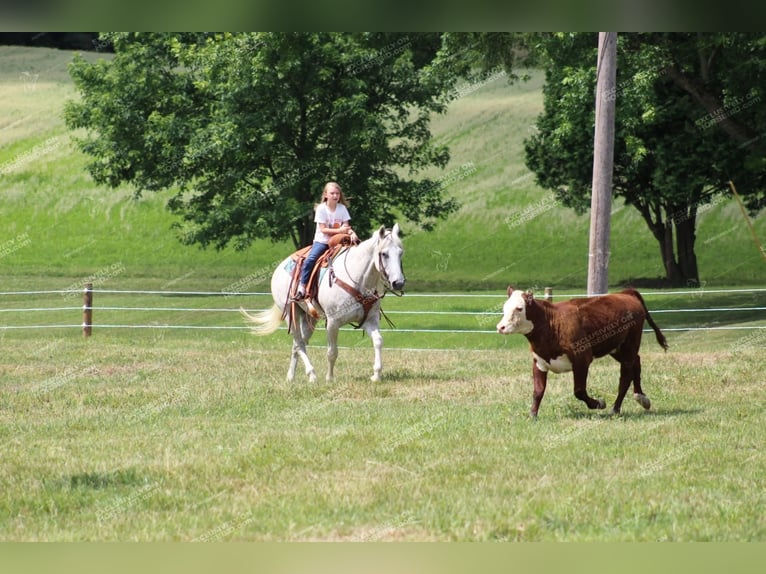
[544,287,553,302]
[83,283,92,338]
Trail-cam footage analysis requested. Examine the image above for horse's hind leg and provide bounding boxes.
[325,320,340,382]
[287,341,299,381]
[290,311,317,383]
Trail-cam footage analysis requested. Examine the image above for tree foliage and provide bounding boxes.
[65,33,460,249]
[524,32,766,286]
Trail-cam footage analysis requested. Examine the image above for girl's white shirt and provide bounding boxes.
[313,203,351,244]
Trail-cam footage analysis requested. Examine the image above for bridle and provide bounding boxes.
[374,232,405,297]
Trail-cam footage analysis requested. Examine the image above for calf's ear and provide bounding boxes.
[507,285,514,297]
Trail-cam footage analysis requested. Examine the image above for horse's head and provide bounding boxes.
[373,223,406,293]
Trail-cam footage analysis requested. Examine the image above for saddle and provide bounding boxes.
[287,234,354,307]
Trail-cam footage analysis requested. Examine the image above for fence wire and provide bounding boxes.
[1,287,765,335]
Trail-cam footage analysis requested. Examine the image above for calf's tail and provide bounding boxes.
[627,289,669,351]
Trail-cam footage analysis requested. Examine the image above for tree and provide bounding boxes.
[65,33,459,250]
[524,33,766,287]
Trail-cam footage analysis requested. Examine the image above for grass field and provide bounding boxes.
[2,45,766,542]
[2,327,765,541]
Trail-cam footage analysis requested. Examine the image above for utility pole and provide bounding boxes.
[587,32,617,296]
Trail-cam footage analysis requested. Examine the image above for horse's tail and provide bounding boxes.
[241,305,283,336]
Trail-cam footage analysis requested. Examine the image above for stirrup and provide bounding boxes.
[305,299,320,319]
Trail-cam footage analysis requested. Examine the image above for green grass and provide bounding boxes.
[2,332,764,541]
[1,46,766,542]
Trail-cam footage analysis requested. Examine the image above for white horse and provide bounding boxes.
[242,224,405,383]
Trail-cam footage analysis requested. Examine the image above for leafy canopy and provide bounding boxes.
[523,32,766,284]
[65,32,460,249]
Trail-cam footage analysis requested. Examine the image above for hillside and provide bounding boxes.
[1,46,764,292]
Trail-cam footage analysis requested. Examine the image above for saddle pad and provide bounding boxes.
[283,258,328,284]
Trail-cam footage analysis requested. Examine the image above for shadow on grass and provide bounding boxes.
[563,406,703,421]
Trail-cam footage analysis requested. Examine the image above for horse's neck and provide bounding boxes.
[339,239,380,290]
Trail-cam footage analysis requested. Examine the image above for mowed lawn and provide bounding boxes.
[1,323,764,541]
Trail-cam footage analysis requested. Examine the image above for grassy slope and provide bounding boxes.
[0,47,280,292]
[1,46,764,293]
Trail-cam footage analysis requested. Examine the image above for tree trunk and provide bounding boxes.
[661,220,685,286]
[634,197,686,287]
[605,194,701,287]
[297,217,314,249]
[674,213,700,287]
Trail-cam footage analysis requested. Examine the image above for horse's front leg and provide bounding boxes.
[325,319,340,382]
[364,320,384,382]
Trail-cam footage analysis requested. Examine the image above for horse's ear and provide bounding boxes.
[392,223,400,238]
[377,225,386,239]
[506,285,514,297]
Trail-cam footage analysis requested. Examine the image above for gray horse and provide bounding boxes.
[242,224,405,382]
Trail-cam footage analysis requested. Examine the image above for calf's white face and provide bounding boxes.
[496,290,534,335]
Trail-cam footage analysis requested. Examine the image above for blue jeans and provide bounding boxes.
[300,242,329,286]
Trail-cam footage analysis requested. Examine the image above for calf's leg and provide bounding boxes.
[631,354,651,410]
[612,360,633,414]
[530,360,548,418]
[572,362,606,411]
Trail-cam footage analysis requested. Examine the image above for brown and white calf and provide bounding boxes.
[496,287,668,417]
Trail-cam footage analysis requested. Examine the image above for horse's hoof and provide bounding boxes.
[308,372,317,383]
[634,393,651,410]
[370,374,380,382]
[596,399,606,409]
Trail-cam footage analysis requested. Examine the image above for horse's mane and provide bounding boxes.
[356,227,402,251]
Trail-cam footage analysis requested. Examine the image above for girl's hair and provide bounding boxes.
[318,181,349,208]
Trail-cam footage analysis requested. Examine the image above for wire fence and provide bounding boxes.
[1,286,765,337]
